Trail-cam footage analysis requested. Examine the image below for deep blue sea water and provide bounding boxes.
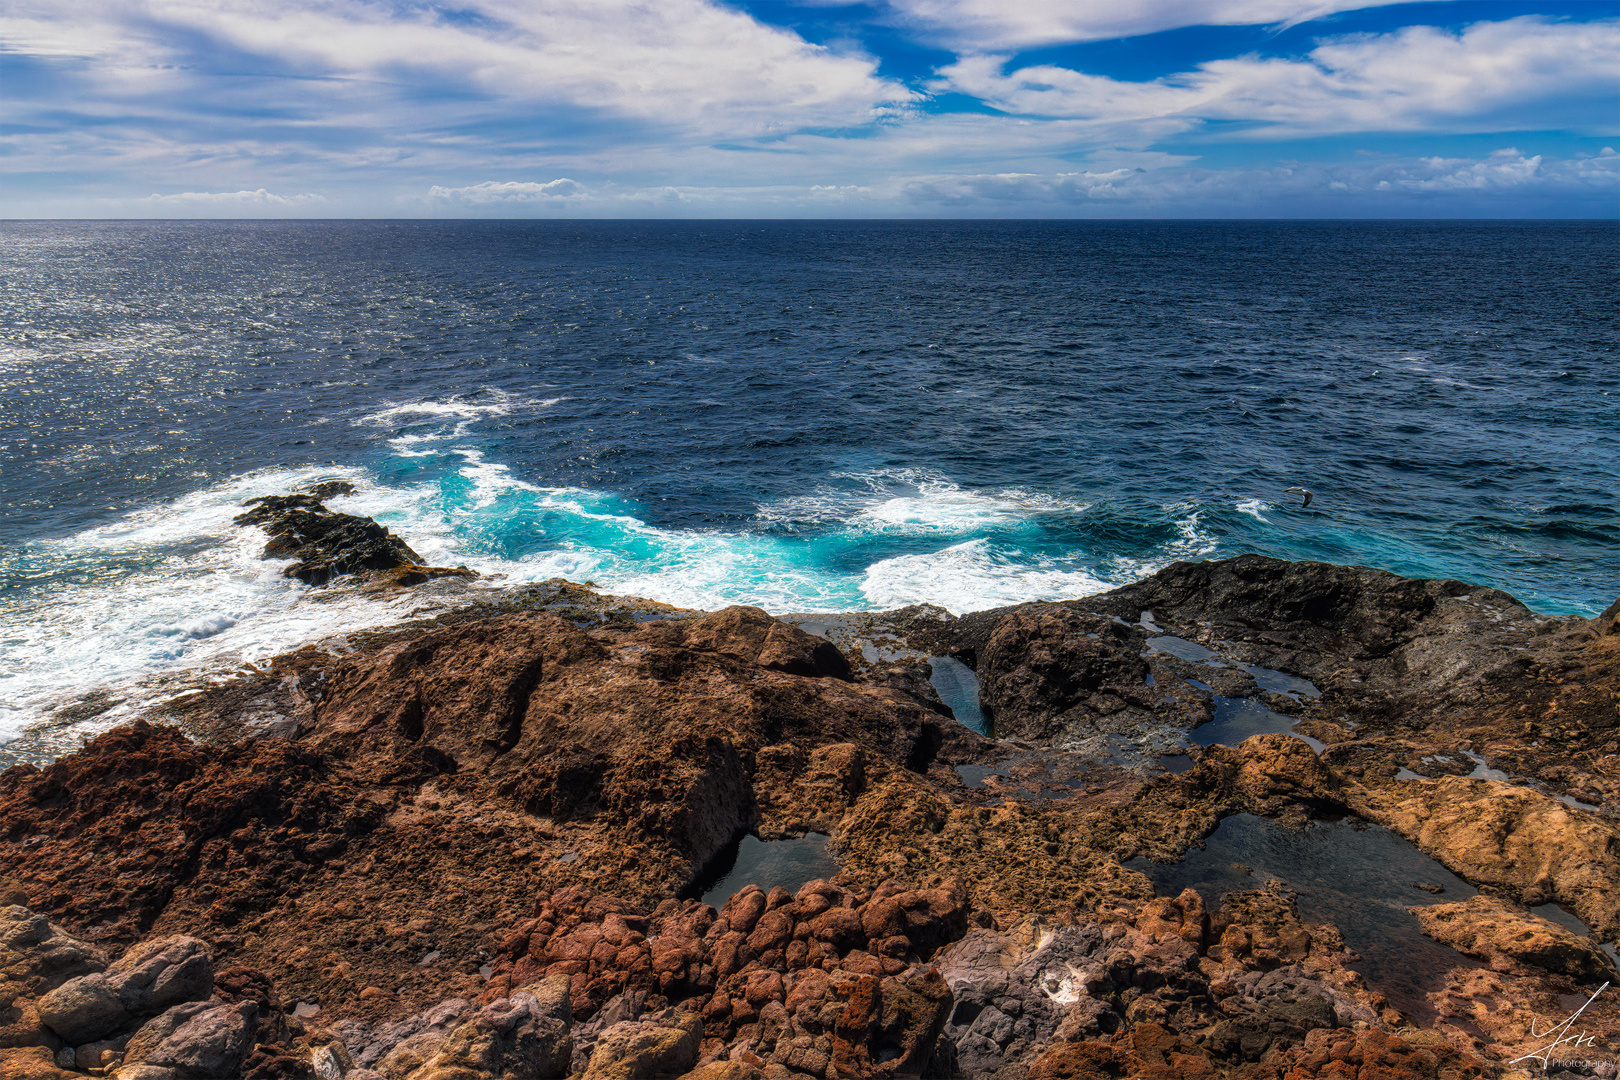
[1,220,1616,742]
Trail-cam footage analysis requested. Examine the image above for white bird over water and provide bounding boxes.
[1285,486,1314,508]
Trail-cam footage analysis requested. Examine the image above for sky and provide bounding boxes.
[2,0,1617,218]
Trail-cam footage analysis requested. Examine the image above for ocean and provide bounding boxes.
[2,219,1615,750]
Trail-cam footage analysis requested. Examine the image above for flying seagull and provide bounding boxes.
[1285,486,1313,508]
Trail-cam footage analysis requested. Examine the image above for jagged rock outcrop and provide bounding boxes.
[1414,895,1615,983]
[1353,775,1620,940]
[480,879,962,1077]
[232,491,474,588]
[0,603,954,1028]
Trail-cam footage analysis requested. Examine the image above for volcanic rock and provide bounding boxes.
[1355,776,1620,939]
[1414,894,1615,983]
[976,608,1152,740]
[120,998,258,1079]
[388,979,572,1080]
[233,493,475,587]
[37,935,215,1043]
[2,555,1615,1078]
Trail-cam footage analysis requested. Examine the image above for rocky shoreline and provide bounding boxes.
[1,498,1615,1079]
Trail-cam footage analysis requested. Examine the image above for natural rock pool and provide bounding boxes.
[928,655,988,736]
[682,832,839,908]
[1191,695,1326,753]
[1129,813,1480,1020]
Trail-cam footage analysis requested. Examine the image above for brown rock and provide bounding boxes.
[678,1062,763,1080]
[0,1045,80,1080]
[1235,734,1339,810]
[1025,1040,1145,1080]
[582,1012,702,1080]
[1362,776,1620,938]
[1415,894,1615,982]
[0,593,946,1021]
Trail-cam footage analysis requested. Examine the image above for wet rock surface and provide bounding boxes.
[0,555,1614,1077]
[233,491,474,588]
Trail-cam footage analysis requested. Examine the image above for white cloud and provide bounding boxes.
[142,188,326,205]
[408,148,1616,217]
[1378,148,1542,191]
[937,17,1620,137]
[428,179,587,203]
[2,2,1615,218]
[877,0,1387,50]
[1,0,915,141]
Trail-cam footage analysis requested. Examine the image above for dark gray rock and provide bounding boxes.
[977,608,1153,741]
[135,1000,258,1079]
[36,935,212,1045]
[935,922,1126,1077]
[234,495,423,585]
[35,976,124,1045]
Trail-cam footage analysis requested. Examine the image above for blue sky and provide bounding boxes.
[2,0,1616,217]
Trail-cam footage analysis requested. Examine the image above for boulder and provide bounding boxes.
[976,608,1151,740]
[33,976,124,1046]
[580,1011,701,1080]
[395,977,572,1080]
[37,936,213,1045]
[350,998,474,1069]
[122,1000,257,1079]
[0,1044,80,1080]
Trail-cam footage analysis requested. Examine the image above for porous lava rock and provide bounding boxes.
[0,603,950,1026]
[976,609,1152,741]
[478,877,965,1077]
[1414,894,1615,983]
[1354,775,1620,940]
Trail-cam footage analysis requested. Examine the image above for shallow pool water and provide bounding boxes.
[1243,664,1321,699]
[1128,813,1479,1021]
[682,832,839,909]
[1147,635,1224,664]
[929,655,989,736]
[1192,696,1325,753]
